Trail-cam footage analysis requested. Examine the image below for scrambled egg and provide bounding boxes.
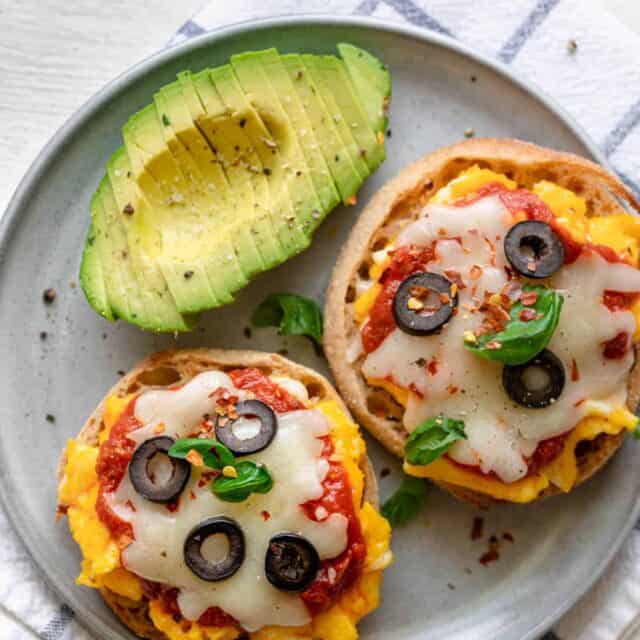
[59,396,391,640]
[353,165,640,502]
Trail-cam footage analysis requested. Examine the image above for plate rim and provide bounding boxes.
[0,14,634,640]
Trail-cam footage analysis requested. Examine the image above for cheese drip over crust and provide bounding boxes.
[106,371,348,632]
[362,196,640,482]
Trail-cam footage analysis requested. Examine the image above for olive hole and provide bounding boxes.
[201,533,230,564]
[231,416,261,441]
[147,452,175,486]
[520,235,548,261]
[521,365,551,392]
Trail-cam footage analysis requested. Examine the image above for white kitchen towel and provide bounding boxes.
[2,1,640,639]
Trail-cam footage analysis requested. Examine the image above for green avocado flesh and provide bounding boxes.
[80,44,390,331]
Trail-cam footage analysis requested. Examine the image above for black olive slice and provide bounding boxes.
[504,220,564,279]
[184,517,245,581]
[392,272,458,336]
[215,399,277,456]
[129,436,190,503]
[265,533,320,592]
[502,349,566,408]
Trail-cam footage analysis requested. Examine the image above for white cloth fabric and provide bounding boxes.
[2,1,640,638]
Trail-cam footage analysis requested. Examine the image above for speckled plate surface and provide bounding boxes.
[1,15,638,640]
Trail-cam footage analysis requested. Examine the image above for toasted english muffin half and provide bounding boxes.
[57,349,383,640]
[324,137,640,507]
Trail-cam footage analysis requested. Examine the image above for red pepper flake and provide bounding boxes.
[125,499,137,512]
[502,532,514,543]
[189,490,196,500]
[444,268,465,289]
[526,260,537,272]
[486,341,502,350]
[603,332,629,359]
[485,238,496,266]
[261,510,271,521]
[479,549,499,566]
[166,499,180,513]
[186,450,204,467]
[56,504,69,517]
[519,308,539,322]
[519,290,538,306]
[471,517,484,540]
[438,227,447,236]
[574,397,586,407]
[469,264,483,280]
[427,358,439,376]
[439,292,451,305]
[571,359,580,382]
[408,383,424,398]
[447,385,459,395]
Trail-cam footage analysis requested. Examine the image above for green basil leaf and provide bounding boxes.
[405,417,467,466]
[252,293,323,345]
[464,285,564,365]
[169,438,235,470]
[211,461,273,502]
[381,476,427,527]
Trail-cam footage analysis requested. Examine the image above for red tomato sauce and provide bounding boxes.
[95,399,139,545]
[447,432,569,480]
[94,368,364,626]
[141,582,237,628]
[228,367,304,413]
[473,183,630,265]
[361,244,436,353]
[603,290,638,312]
[300,437,366,615]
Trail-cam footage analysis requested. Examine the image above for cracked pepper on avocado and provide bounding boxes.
[324,139,640,506]
[58,351,391,640]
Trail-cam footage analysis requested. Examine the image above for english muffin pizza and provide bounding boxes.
[57,349,391,639]
[325,138,640,506]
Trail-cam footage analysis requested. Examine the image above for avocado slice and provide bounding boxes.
[337,43,391,135]
[154,84,253,305]
[188,69,286,269]
[238,49,340,222]
[105,149,197,331]
[300,55,371,186]
[231,52,325,240]
[79,221,113,321]
[174,71,270,281]
[80,45,391,331]
[305,55,385,174]
[281,53,362,204]
[208,64,310,257]
[123,105,233,313]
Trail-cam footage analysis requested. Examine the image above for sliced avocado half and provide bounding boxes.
[80,44,390,331]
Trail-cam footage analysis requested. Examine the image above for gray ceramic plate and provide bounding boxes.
[1,15,638,640]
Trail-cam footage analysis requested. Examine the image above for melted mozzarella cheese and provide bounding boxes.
[363,196,640,483]
[108,372,348,632]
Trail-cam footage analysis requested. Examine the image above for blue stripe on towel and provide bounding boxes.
[382,0,454,36]
[176,19,206,39]
[355,0,381,15]
[603,98,640,158]
[40,604,74,640]
[498,0,561,63]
